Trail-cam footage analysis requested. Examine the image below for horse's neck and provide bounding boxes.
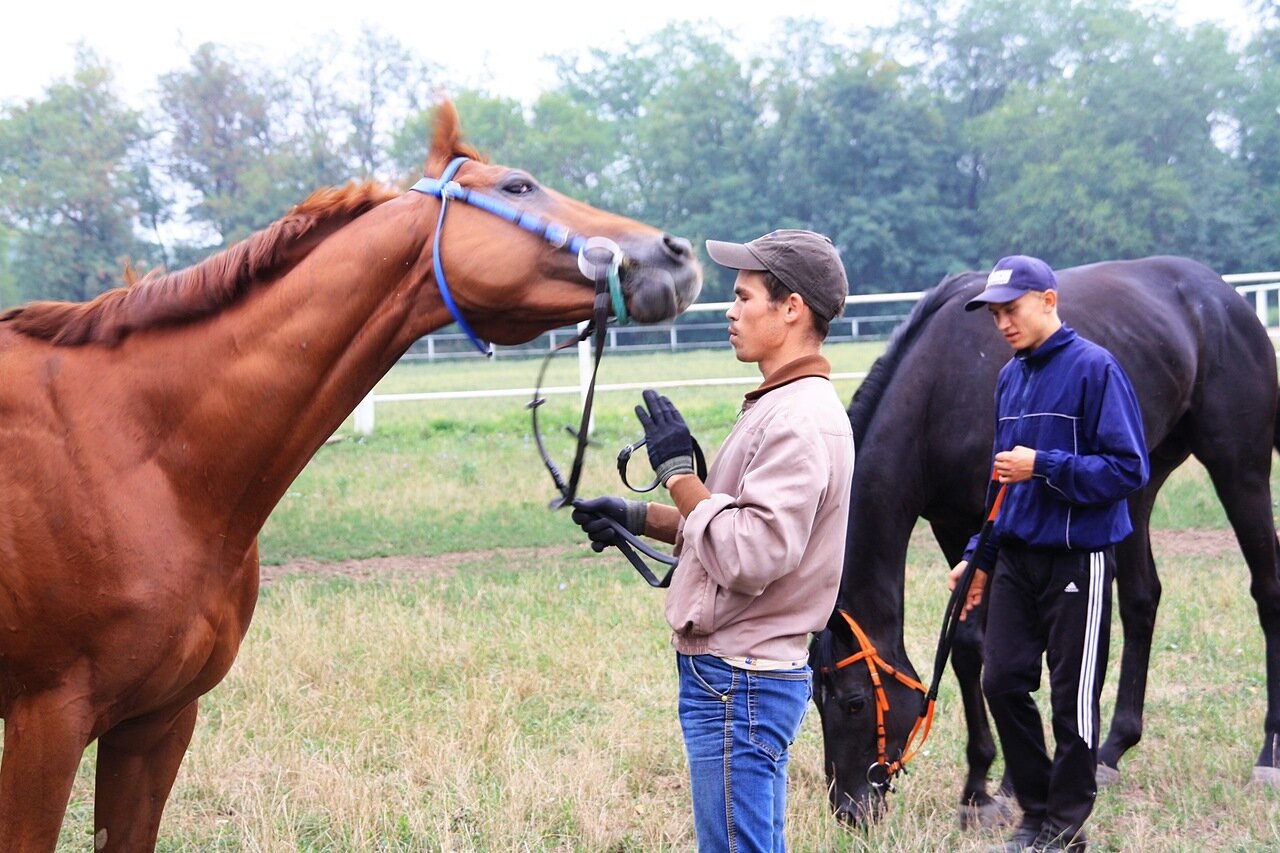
[840,472,920,648]
[145,198,446,531]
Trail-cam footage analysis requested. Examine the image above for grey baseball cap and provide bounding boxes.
[705,229,849,321]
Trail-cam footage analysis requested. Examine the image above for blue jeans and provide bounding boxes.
[676,653,812,853]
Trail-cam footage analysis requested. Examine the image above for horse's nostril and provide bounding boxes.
[662,234,693,261]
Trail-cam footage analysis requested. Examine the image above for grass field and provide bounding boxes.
[40,343,1280,850]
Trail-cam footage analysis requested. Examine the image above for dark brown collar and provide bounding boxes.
[743,353,832,403]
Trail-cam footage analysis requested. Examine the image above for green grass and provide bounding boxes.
[46,529,1280,851]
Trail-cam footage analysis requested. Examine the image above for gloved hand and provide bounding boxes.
[572,496,648,552]
[634,389,694,486]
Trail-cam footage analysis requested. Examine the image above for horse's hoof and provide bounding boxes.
[958,796,1016,831]
[1096,763,1121,787]
[1247,766,1280,789]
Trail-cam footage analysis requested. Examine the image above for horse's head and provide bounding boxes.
[408,101,701,345]
[810,609,926,827]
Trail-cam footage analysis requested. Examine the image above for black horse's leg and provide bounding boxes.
[951,606,1015,828]
[1196,445,1280,784]
[1098,444,1186,780]
[1097,485,1164,780]
[934,523,1014,828]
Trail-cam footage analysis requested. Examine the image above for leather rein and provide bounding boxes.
[409,156,703,589]
[821,479,1008,793]
[408,155,627,517]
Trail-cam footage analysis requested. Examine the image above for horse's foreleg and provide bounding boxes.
[951,610,1014,829]
[0,691,95,852]
[93,700,199,852]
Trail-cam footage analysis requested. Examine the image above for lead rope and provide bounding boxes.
[821,474,1008,792]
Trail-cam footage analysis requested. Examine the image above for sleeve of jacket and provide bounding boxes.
[1033,360,1149,506]
[678,415,828,596]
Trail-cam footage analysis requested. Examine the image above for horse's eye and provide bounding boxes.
[501,176,536,196]
[843,696,867,715]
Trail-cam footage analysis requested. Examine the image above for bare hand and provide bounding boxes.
[994,445,1036,483]
[948,560,988,621]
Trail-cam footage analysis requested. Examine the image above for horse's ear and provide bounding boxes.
[425,100,462,178]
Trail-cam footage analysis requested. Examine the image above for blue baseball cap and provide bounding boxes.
[964,255,1058,311]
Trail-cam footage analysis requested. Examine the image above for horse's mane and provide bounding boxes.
[847,272,977,445]
[0,181,400,346]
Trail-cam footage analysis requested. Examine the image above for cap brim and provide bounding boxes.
[706,240,768,272]
[963,285,1031,311]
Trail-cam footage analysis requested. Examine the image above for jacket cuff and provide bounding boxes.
[644,502,682,544]
[667,475,711,517]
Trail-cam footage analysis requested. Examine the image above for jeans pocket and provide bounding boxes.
[747,668,811,761]
[681,653,736,699]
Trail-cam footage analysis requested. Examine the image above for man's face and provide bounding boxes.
[987,289,1058,351]
[725,270,786,364]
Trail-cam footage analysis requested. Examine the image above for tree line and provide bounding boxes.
[1,0,1277,309]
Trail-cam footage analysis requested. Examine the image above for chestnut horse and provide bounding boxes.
[0,101,701,852]
[812,257,1280,825]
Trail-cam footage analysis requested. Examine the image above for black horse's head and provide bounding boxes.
[810,609,929,826]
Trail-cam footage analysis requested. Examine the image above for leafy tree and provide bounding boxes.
[0,48,152,301]
[0,224,17,308]
[549,24,766,300]
[761,21,972,289]
[897,0,1248,269]
[279,34,360,193]
[1237,4,1280,268]
[339,26,439,181]
[157,43,297,246]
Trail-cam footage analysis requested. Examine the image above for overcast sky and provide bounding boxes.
[0,0,1259,107]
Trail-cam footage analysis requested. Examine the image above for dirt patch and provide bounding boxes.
[259,545,582,586]
[1149,527,1242,560]
[261,529,1246,585]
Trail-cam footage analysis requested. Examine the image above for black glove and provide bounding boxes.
[634,389,694,486]
[572,496,648,552]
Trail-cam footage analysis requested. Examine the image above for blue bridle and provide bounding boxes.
[409,156,627,356]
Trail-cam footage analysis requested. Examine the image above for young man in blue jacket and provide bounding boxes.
[949,255,1149,853]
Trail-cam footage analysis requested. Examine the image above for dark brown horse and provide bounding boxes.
[0,101,701,852]
[812,256,1280,825]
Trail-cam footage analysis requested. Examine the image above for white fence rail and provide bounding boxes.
[351,274,1280,435]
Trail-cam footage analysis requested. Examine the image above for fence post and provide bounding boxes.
[670,324,678,350]
[354,393,375,436]
[1257,289,1270,330]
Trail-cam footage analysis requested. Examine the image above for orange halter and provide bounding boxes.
[823,609,933,792]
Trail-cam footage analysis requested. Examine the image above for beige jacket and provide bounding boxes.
[664,355,855,663]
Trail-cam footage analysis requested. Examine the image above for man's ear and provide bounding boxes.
[1042,289,1059,311]
[785,291,808,323]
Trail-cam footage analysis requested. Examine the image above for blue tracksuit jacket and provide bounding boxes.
[968,324,1149,568]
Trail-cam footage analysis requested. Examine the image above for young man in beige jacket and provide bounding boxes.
[573,229,855,852]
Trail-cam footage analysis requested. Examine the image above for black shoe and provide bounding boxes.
[1032,825,1088,852]
[984,820,1043,853]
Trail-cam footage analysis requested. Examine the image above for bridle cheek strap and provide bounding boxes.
[825,610,935,790]
[409,156,630,357]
